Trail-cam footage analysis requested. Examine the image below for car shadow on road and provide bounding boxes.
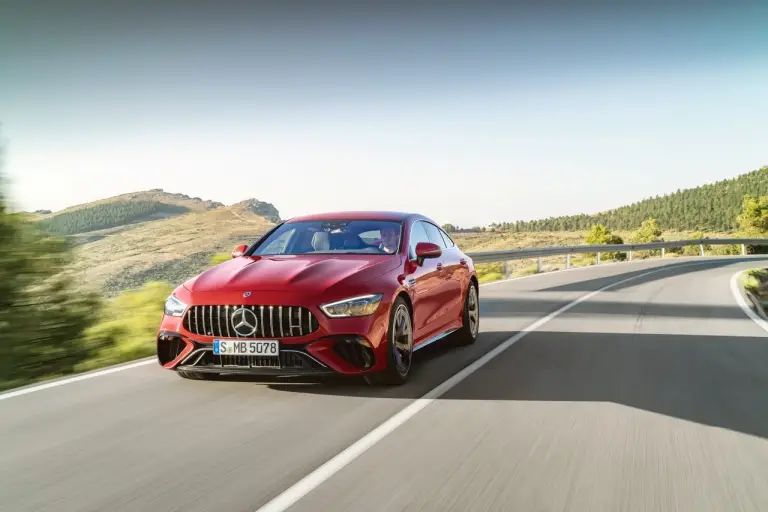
[210,332,492,390]
[480,297,753,320]
[262,329,768,440]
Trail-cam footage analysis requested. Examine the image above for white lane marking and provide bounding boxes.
[730,270,768,334]
[0,359,155,402]
[0,257,671,402]
[254,259,718,512]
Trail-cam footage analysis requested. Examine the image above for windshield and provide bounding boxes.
[251,219,403,256]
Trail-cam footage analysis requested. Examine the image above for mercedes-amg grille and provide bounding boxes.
[183,305,319,338]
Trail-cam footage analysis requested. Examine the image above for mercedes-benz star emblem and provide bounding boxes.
[231,307,259,337]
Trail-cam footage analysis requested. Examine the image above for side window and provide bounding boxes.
[438,227,455,248]
[408,221,431,260]
[422,222,448,249]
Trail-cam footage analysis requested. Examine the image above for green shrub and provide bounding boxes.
[682,231,710,256]
[737,195,768,235]
[0,144,102,390]
[629,218,664,258]
[584,224,626,261]
[741,269,766,296]
[78,281,174,371]
[710,244,742,256]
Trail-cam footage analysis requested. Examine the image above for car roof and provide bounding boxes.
[285,210,431,224]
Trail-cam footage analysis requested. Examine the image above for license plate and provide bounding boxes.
[213,339,279,356]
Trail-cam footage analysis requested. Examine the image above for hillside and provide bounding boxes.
[491,165,768,232]
[38,189,225,218]
[69,202,277,296]
[26,190,279,296]
[33,189,233,236]
[45,165,768,297]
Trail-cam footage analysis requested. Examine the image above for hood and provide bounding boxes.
[186,254,401,294]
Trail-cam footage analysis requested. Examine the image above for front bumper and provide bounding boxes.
[157,332,382,376]
[156,288,395,375]
[168,336,334,376]
[156,297,392,375]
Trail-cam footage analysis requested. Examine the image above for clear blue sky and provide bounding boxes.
[1,1,766,227]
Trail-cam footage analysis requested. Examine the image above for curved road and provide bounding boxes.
[3,256,768,512]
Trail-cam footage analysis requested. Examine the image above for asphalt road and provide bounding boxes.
[2,256,768,512]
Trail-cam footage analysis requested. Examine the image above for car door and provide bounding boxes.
[437,225,469,318]
[421,221,463,323]
[406,220,444,342]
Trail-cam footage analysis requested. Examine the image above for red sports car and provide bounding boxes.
[156,211,480,385]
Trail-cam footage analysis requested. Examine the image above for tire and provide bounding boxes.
[176,370,219,380]
[452,280,480,346]
[365,296,414,386]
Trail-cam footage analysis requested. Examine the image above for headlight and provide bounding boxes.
[164,295,187,317]
[320,294,383,318]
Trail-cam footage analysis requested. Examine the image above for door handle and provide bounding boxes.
[436,262,443,271]
[459,258,467,266]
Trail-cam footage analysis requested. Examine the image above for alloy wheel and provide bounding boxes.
[392,304,413,376]
[468,284,479,337]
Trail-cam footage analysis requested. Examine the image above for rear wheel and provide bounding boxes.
[452,281,479,346]
[177,370,219,380]
[365,296,413,386]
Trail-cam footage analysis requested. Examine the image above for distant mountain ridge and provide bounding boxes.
[29,189,281,236]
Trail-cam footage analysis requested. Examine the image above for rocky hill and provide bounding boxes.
[231,198,281,223]
[35,190,281,295]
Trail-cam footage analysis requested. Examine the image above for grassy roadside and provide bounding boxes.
[740,269,768,317]
[472,242,749,284]
[0,280,173,393]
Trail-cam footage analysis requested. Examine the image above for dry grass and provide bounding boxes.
[450,229,735,282]
[62,197,739,297]
[70,204,274,296]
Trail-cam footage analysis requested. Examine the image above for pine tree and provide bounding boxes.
[504,166,768,232]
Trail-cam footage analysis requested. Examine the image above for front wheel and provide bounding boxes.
[452,281,479,346]
[365,296,414,386]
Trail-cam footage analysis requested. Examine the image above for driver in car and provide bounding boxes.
[379,226,400,254]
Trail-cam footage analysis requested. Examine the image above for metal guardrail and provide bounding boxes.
[465,237,768,279]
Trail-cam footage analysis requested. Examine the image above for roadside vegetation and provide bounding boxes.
[484,165,768,232]
[36,200,191,235]
[0,198,173,389]
[741,268,768,320]
[741,268,768,297]
[2,125,767,391]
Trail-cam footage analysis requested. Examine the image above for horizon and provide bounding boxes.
[2,1,767,226]
[9,163,768,227]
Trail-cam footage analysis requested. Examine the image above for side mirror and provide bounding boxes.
[231,244,248,258]
[414,242,441,264]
